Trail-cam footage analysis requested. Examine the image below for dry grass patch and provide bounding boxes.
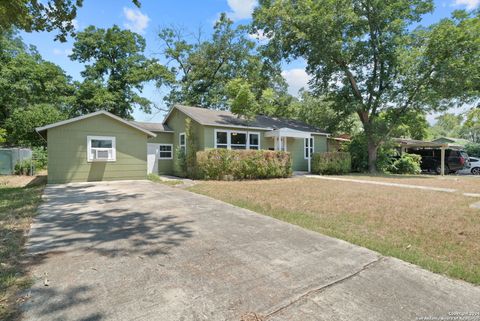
[0,175,46,320]
[189,177,480,284]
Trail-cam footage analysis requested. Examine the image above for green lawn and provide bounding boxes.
[189,176,480,285]
[0,175,46,321]
[147,174,183,186]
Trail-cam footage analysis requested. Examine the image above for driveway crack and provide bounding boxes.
[264,256,383,319]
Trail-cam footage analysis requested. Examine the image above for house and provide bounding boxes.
[430,137,470,147]
[37,105,331,184]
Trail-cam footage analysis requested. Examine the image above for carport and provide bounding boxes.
[394,138,464,176]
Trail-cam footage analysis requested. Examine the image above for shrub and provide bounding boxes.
[348,133,397,172]
[387,153,421,174]
[14,159,33,175]
[32,146,47,169]
[196,149,292,180]
[311,152,351,175]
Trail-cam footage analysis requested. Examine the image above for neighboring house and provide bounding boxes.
[37,105,331,184]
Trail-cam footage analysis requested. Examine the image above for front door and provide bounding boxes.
[147,143,160,175]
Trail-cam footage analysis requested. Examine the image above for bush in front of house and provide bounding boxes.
[387,153,421,175]
[196,149,292,180]
[311,152,351,175]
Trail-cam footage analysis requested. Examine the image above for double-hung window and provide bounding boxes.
[304,137,314,159]
[249,133,260,150]
[87,136,116,162]
[215,130,260,150]
[179,133,186,153]
[159,144,173,159]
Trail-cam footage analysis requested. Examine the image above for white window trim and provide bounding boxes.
[87,136,116,162]
[214,129,261,150]
[304,137,314,160]
[158,144,173,160]
[179,132,186,152]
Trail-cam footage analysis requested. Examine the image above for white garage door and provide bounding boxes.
[147,143,160,175]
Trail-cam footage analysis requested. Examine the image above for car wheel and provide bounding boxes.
[436,165,449,175]
[471,167,480,175]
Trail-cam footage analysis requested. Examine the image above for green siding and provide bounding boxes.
[148,132,174,175]
[47,114,148,184]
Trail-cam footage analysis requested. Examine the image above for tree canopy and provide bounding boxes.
[70,25,173,119]
[0,0,140,41]
[253,0,480,171]
[158,13,292,117]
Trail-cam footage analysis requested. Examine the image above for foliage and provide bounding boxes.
[428,113,463,139]
[32,146,47,169]
[70,25,172,119]
[4,104,66,147]
[158,13,292,117]
[196,149,292,180]
[462,108,480,143]
[311,152,351,175]
[294,91,360,135]
[465,143,480,157]
[0,0,140,42]
[0,31,74,123]
[0,128,5,144]
[348,133,396,173]
[252,2,480,172]
[387,154,422,175]
[184,117,197,178]
[14,159,32,175]
[174,147,187,177]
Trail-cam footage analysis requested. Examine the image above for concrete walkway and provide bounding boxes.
[305,175,457,193]
[22,181,480,321]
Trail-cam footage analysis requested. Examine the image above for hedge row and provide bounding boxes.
[311,152,351,175]
[196,149,292,180]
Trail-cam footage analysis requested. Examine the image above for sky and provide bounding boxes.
[20,0,480,123]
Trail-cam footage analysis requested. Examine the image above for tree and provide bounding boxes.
[159,13,291,116]
[0,0,140,42]
[428,113,463,138]
[462,108,480,143]
[253,2,480,172]
[4,104,66,147]
[70,25,172,119]
[0,31,74,123]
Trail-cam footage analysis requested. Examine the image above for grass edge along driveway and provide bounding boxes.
[188,176,480,285]
[0,176,46,321]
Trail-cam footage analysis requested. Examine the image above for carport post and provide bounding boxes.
[307,135,311,173]
[440,146,445,176]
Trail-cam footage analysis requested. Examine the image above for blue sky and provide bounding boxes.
[20,0,479,123]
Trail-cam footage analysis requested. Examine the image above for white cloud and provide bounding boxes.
[52,48,73,56]
[248,30,269,42]
[227,0,257,20]
[281,68,311,96]
[123,7,150,34]
[453,0,480,9]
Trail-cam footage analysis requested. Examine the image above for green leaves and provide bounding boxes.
[71,25,172,119]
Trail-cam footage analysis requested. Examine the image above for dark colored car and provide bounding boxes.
[406,148,469,174]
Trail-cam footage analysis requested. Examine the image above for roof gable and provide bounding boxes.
[36,111,157,139]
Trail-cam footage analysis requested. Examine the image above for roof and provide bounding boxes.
[130,121,173,133]
[36,111,157,139]
[431,137,470,146]
[393,138,464,149]
[167,105,329,135]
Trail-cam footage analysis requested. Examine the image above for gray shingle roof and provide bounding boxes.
[130,121,173,133]
[174,105,328,134]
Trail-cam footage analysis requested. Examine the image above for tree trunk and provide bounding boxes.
[367,138,378,173]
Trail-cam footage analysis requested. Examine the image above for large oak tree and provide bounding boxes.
[253,0,479,172]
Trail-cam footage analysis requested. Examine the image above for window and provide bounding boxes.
[159,144,173,159]
[249,133,260,150]
[216,131,228,149]
[214,130,261,150]
[304,137,314,159]
[179,133,186,153]
[231,131,247,149]
[87,136,116,162]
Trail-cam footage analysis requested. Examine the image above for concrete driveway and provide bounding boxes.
[22,181,480,321]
